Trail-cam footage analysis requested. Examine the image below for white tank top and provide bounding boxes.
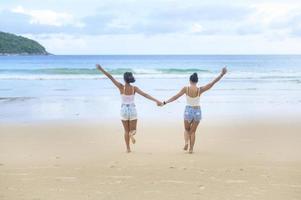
[121,86,135,105]
[186,87,200,106]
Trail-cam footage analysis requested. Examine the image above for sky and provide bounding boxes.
[1,0,301,55]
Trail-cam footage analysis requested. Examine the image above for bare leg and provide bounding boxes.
[122,120,131,152]
[184,120,191,151]
[188,121,200,154]
[129,119,137,144]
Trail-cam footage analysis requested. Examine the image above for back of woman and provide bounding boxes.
[185,86,201,107]
[96,64,162,153]
[163,68,227,153]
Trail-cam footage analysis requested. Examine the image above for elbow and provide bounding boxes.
[142,94,150,99]
[172,97,178,101]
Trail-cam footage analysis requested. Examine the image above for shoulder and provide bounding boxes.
[133,86,140,92]
[199,85,205,92]
[181,86,187,94]
[117,83,124,92]
[118,83,124,89]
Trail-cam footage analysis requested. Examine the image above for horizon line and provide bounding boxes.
[36,53,301,56]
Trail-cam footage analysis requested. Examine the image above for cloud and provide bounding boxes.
[25,32,301,55]
[190,23,205,34]
[2,0,300,54]
[0,1,301,37]
[0,3,254,35]
[80,4,253,35]
[148,4,252,21]
[291,23,301,37]
[11,6,84,27]
[247,3,301,34]
[0,8,83,34]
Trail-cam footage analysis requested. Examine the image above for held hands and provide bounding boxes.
[156,100,166,107]
[156,101,164,107]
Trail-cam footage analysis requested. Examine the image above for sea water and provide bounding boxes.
[0,55,301,122]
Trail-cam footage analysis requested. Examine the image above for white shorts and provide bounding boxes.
[120,104,137,121]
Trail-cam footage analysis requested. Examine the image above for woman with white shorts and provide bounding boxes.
[96,64,162,153]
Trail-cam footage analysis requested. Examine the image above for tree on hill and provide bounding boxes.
[0,31,49,55]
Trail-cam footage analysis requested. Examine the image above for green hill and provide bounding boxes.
[0,32,49,55]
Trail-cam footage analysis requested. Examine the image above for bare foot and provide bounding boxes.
[126,149,131,153]
[188,149,193,154]
[130,135,136,144]
[183,144,188,151]
[130,130,136,144]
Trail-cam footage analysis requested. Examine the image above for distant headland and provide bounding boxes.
[0,31,50,55]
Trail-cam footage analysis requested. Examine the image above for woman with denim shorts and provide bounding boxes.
[96,64,162,153]
[163,67,227,153]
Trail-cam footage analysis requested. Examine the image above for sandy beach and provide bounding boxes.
[0,120,300,200]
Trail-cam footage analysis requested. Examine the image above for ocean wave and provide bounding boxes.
[0,74,300,81]
[0,74,191,80]
[0,67,213,80]
[0,67,301,81]
[0,67,211,75]
[0,97,35,102]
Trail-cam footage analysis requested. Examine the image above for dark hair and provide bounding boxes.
[190,72,198,83]
[123,72,135,83]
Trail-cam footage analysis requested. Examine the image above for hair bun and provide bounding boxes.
[128,76,135,83]
[190,72,199,83]
[124,72,136,83]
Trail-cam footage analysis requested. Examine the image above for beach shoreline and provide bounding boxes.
[1,119,300,199]
[1,55,301,122]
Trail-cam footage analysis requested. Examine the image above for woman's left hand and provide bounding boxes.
[222,67,227,75]
[96,64,103,71]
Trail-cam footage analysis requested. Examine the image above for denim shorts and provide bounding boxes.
[121,104,137,121]
[184,106,202,123]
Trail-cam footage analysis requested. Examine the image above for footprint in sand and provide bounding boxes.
[108,161,119,169]
[55,176,77,182]
[0,163,3,166]
[144,190,160,194]
[199,185,205,190]
[160,180,186,184]
[226,179,247,184]
[8,173,29,176]
[107,175,132,179]
[290,184,301,188]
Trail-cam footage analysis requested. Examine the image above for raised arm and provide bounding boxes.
[200,67,227,93]
[164,87,186,105]
[96,64,123,90]
[134,86,162,106]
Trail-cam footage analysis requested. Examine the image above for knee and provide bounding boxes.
[129,129,136,135]
[190,131,196,136]
[185,128,190,132]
